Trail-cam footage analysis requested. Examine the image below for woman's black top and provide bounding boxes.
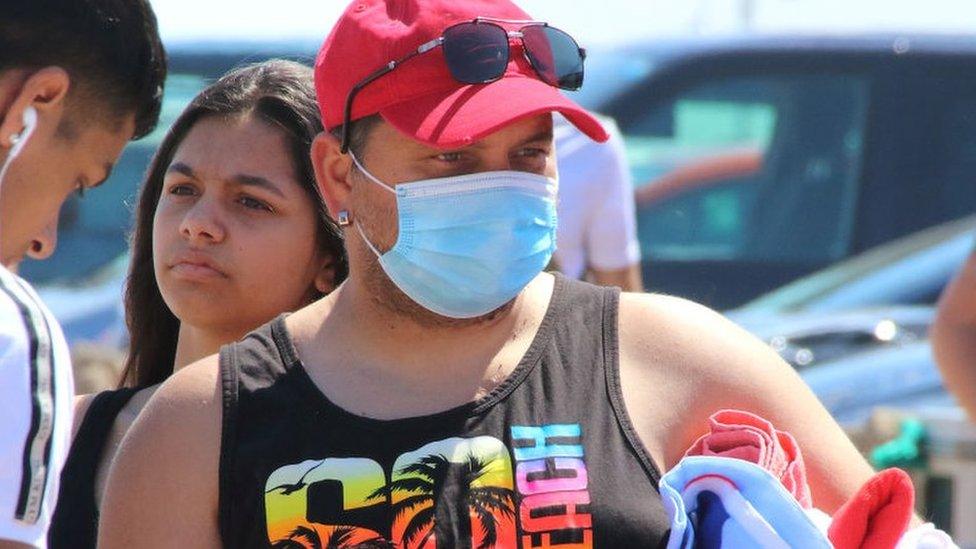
[48,387,140,548]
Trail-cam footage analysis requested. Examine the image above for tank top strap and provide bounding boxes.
[218,318,290,544]
[545,276,663,484]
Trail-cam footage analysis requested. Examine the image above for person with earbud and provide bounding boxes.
[0,2,166,547]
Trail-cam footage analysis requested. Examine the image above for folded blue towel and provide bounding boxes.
[660,455,832,549]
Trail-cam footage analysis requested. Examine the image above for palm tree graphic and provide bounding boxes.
[271,525,322,549]
[271,525,393,549]
[370,453,516,549]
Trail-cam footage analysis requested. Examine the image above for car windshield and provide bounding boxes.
[737,216,976,314]
[19,73,209,286]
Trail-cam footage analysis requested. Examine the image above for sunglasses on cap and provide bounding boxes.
[340,17,586,153]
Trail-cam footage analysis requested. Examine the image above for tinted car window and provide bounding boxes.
[627,74,869,264]
[20,74,208,284]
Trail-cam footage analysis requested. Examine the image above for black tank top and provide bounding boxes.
[48,387,140,549]
[219,276,671,548]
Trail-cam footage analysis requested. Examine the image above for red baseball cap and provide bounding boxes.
[314,0,609,149]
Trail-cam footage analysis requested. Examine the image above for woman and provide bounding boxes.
[48,60,347,547]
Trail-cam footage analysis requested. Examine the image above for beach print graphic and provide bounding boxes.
[511,424,593,548]
[379,437,517,549]
[264,426,590,548]
[265,457,390,547]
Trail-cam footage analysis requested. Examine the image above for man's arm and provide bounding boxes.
[588,265,643,292]
[97,355,222,548]
[932,252,976,420]
[617,293,875,513]
[0,300,64,548]
[0,540,34,548]
[0,337,43,549]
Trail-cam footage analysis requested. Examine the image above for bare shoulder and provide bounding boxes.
[615,292,873,511]
[617,291,770,366]
[72,394,97,439]
[97,355,223,548]
[615,293,783,459]
[115,354,222,462]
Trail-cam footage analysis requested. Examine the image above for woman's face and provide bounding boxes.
[153,114,334,333]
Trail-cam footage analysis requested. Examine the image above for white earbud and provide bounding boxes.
[9,106,38,156]
[0,106,39,191]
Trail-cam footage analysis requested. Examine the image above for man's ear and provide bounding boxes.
[0,67,70,148]
[311,131,355,222]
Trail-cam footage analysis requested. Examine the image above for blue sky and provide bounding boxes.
[155,0,976,47]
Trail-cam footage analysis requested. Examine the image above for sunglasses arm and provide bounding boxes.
[341,42,441,153]
[339,63,401,153]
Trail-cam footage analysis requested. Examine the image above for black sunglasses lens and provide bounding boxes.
[522,25,584,90]
[442,23,510,84]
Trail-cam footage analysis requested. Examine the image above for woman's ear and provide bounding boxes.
[312,254,338,296]
[311,131,353,223]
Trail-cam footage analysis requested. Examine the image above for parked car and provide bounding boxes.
[733,215,975,318]
[726,217,974,424]
[729,215,973,366]
[803,339,955,428]
[593,34,976,308]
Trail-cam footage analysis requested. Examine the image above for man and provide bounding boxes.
[932,248,976,420]
[100,1,875,547]
[553,114,644,291]
[0,2,166,547]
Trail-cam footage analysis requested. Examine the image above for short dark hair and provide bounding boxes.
[331,115,382,161]
[0,0,167,139]
[120,60,348,388]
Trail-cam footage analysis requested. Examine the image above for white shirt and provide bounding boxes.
[554,114,641,280]
[0,264,73,548]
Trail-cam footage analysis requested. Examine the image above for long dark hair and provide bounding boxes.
[119,60,347,388]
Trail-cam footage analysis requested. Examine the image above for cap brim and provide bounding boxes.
[379,75,609,149]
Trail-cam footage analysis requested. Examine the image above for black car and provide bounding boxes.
[590,34,976,308]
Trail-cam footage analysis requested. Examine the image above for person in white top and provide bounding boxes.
[0,2,166,546]
[553,113,644,291]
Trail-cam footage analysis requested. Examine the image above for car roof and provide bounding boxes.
[612,33,976,62]
[737,215,976,314]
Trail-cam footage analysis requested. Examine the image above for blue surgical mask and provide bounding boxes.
[350,153,558,319]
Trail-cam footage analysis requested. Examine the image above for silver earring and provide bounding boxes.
[337,210,350,226]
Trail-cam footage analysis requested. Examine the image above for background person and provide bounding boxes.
[553,114,643,291]
[932,248,976,421]
[0,1,165,547]
[99,1,877,547]
[47,60,347,549]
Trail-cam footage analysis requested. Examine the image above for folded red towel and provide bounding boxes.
[685,409,812,508]
[827,467,915,549]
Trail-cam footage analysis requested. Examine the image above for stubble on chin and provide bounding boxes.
[360,253,514,329]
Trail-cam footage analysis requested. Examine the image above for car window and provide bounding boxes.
[20,73,209,285]
[626,74,869,264]
[566,48,658,110]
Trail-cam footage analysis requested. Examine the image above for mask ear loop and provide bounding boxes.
[347,151,394,258]
[348,151,397,195]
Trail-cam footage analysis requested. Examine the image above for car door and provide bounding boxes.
[854,56,976,253]
[606,52,873,308]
